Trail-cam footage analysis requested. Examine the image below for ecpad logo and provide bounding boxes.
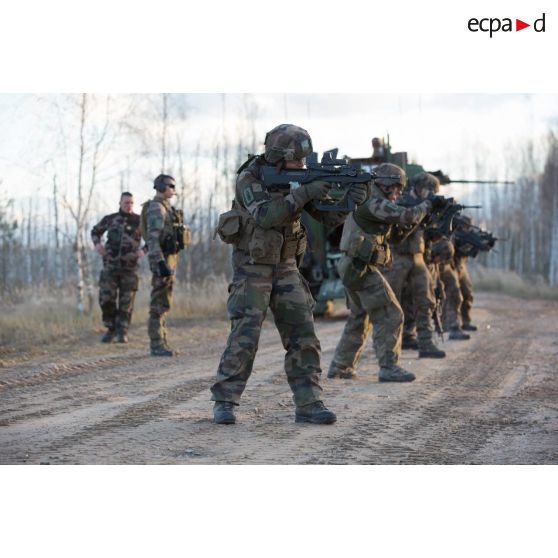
[468,13,546,37]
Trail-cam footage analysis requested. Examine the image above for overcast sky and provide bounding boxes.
[1,93,557,219]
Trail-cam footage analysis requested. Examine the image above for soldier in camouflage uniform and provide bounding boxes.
[145,174,189,356]
[402,236,455,347]
[327,164,443,383]
[210,124,367,425]
[440,245,470,341]
[453,215,476,331]
[382,172,445,359]
[91,192,144,343]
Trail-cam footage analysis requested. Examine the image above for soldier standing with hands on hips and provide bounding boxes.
[91,192,145,344]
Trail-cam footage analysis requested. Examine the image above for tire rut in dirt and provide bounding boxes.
[0,353,150,391]
[43,376,211,453]
[305,324,534,464]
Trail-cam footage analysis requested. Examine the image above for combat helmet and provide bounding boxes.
[411,172,440,197]
[455,213,473,227]
[264,124,313,164]
[373,163,407,191]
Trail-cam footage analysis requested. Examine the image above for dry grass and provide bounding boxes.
[0,276,228,351]
[470,264,558,300]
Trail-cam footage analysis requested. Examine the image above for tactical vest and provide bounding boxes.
[340,211,391,267]
[215,192,306,265]
[141,199,191,255]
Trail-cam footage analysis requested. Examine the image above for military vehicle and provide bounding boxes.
[300,136,510,315]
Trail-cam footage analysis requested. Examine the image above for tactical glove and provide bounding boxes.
[348,183,368,206]
[427,192,447,211]
[290,180,332,208]
[157,260,173,277]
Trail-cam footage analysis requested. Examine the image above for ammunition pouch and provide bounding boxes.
[176,224,191,250]
[162,233,179,256]
[281,228,307,262]
[215,209,244,245]
[248,226,283,265]
[160,207,190,256]
[344,233,390,267]
[337,255,368,290]
[340,212,390,268]
[216,201,307,265]
[214,202,255,250]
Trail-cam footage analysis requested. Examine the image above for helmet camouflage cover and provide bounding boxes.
[373,163,407,188]
[264,124,313,164]
[456,213,473,226]
[411,172,440,196]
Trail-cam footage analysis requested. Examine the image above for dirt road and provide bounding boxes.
[1,292,557,464]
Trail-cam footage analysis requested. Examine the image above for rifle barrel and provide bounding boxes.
[448,180,515,185]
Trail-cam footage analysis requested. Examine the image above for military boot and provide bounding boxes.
[402,335,419,350]
[378,365,416,382]
[213,401,236,425]
[151,344,177,357]
[327,361,357,379]
[448,327,470,341]
[116,331,128,343]
[101,329,115,343]
[295,401,337,424]
[418,340,446,359]
[462,323,478,331]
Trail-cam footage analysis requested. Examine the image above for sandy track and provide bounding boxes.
[1,293,557,464]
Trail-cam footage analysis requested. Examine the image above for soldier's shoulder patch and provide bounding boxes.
[242,185,255,206]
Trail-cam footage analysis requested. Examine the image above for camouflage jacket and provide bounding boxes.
[91,211,143,271]
[146,194,176,267]
[394,227,425,255]
[353,184,431,235]
[233,156,347,265]
[453,253,469,272]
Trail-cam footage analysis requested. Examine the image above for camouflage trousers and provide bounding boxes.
[148,255,177,348]
[382,252,436,349]
[330,255,403,375]
[211,261,323,407]
[402,262,442,340]
[440,262,463,330]
[98,268,139,333]
[456,260,473,325]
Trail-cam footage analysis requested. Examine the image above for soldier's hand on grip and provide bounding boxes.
[348,183,368,206]
[157,260,173,277]
[305,180,332,201]
[291,180,332,207]
[427,191,447,211]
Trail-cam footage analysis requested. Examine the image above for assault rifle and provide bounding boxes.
[453,227,500,258]
[397,193,482,240]
[429,170,515,186]
[428,197,482,239]
[259,149,402,212]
